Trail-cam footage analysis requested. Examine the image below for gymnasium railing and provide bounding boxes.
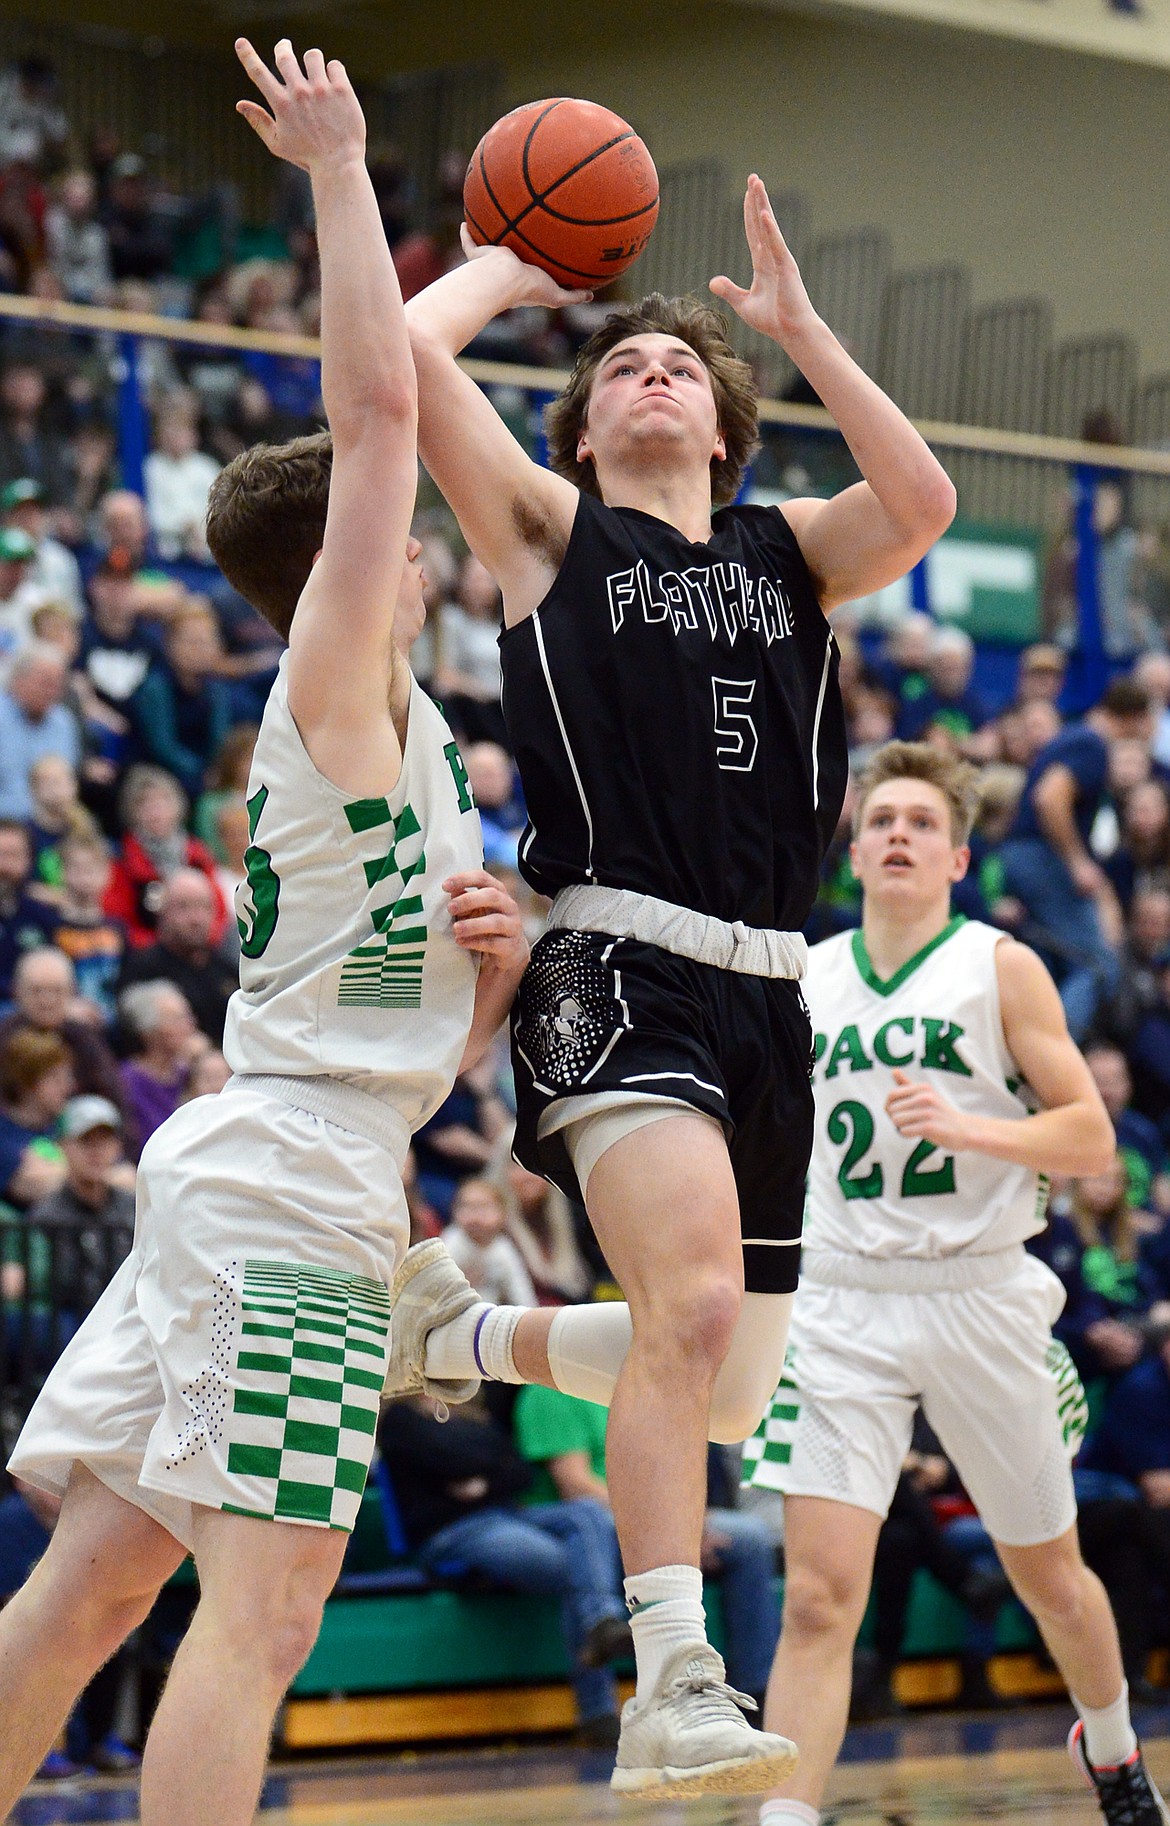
[4,288,1170,715]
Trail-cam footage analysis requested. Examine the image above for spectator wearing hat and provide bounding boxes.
[116,868,235,1044]
[0,524,50,674]
[0,641,81,821]
[0,819,59,1001]
[2,477,82,616]
[23,1096,134,1331]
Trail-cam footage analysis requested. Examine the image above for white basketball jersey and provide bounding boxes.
[223,655,483,1130]
[804,917,1046,1258]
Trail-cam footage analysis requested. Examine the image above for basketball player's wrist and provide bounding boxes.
[767,304,829,359]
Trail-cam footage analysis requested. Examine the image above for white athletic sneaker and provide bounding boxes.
[382,1239,482,1404]
[611,1642,798,1798]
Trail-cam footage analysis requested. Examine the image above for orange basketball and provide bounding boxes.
[463,98,659,290]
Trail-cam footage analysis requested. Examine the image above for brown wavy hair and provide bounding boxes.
[853,740,981,846]
[205,430,332,640]
[545,294,759,508]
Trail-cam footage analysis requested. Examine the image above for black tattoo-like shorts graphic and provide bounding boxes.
[511,928,813,1294]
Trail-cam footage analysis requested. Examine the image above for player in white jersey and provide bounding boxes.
[0,42,526,1826]
[747,740,1169,1826]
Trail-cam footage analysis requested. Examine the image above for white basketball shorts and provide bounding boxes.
[8,1080,409,1549]
[742,1249,1087,1547]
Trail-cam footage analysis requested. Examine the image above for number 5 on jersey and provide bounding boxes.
[712,677,758,772]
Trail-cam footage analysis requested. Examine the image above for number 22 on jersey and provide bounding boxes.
[827,1097,956,1202]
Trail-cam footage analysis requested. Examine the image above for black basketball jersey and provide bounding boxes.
[499,491,848,930]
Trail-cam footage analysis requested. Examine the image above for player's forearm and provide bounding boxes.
[406,251,528,358]
[312,156,415,440]
[780,315,955,538]
[457,955,528,1074]
[960,1100,1114,1177]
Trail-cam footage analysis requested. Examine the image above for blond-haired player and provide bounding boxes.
[748,740,1168,1826]
[0,42,525,1826]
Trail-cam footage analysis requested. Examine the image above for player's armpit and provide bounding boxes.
[780,483,950,615]
[410,339,577,622]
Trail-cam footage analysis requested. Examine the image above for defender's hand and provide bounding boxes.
[445,868,530,972]
[709,173,818,345]
[459,225,593,311]
[235,38,365,173]
[885,1068,972,1151]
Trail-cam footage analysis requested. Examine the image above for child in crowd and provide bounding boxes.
[442,1176,537,1309]
[53,833,125,1024]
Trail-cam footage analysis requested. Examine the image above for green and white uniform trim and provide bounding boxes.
[221,1259,391,1529]
[226,654,482,1132]
[806,918,1045,1259]
[743,917,1085,1549]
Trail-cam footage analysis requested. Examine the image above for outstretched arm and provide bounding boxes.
[884,937,1114,1177]
[234,39,416,788]
[711,176,956,613]
[406,240,585,623]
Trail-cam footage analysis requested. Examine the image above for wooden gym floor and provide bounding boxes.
[12,1703,1170,1825]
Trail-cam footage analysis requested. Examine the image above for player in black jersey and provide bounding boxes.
[391,177,956,1796]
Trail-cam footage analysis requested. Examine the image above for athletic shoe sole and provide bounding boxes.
[611,1740,798,1799]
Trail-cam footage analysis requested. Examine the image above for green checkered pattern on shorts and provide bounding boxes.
[741,1348,801,1492]
[222,1258,391,1530]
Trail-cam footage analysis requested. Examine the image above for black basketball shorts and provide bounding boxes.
[510,928,814,1294]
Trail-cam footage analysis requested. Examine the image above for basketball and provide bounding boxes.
[463,98,659,290]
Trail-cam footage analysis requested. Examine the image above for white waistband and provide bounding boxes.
[225,1073,411,1164]
[800,1244,1026,1293]
[547,885,807,979]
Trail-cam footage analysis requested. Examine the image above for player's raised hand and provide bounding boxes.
[458,225,593,311]
[235,38,365,173]
[709,174,817,346]
[885,1068,972,1152]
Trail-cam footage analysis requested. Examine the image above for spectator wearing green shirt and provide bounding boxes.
[514,1382,782,1709]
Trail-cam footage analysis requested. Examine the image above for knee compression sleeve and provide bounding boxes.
[707,1291,793,1443]
[546,1290,793,1443]
[547,1301,633,1408]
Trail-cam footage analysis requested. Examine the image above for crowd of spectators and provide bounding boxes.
[6,46,1170,1766]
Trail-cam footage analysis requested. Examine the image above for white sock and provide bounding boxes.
[624,1564,707,1703]
[1074,1683,1137,1768]
[759,1804,818,1825]
[423,1303,526,1384]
